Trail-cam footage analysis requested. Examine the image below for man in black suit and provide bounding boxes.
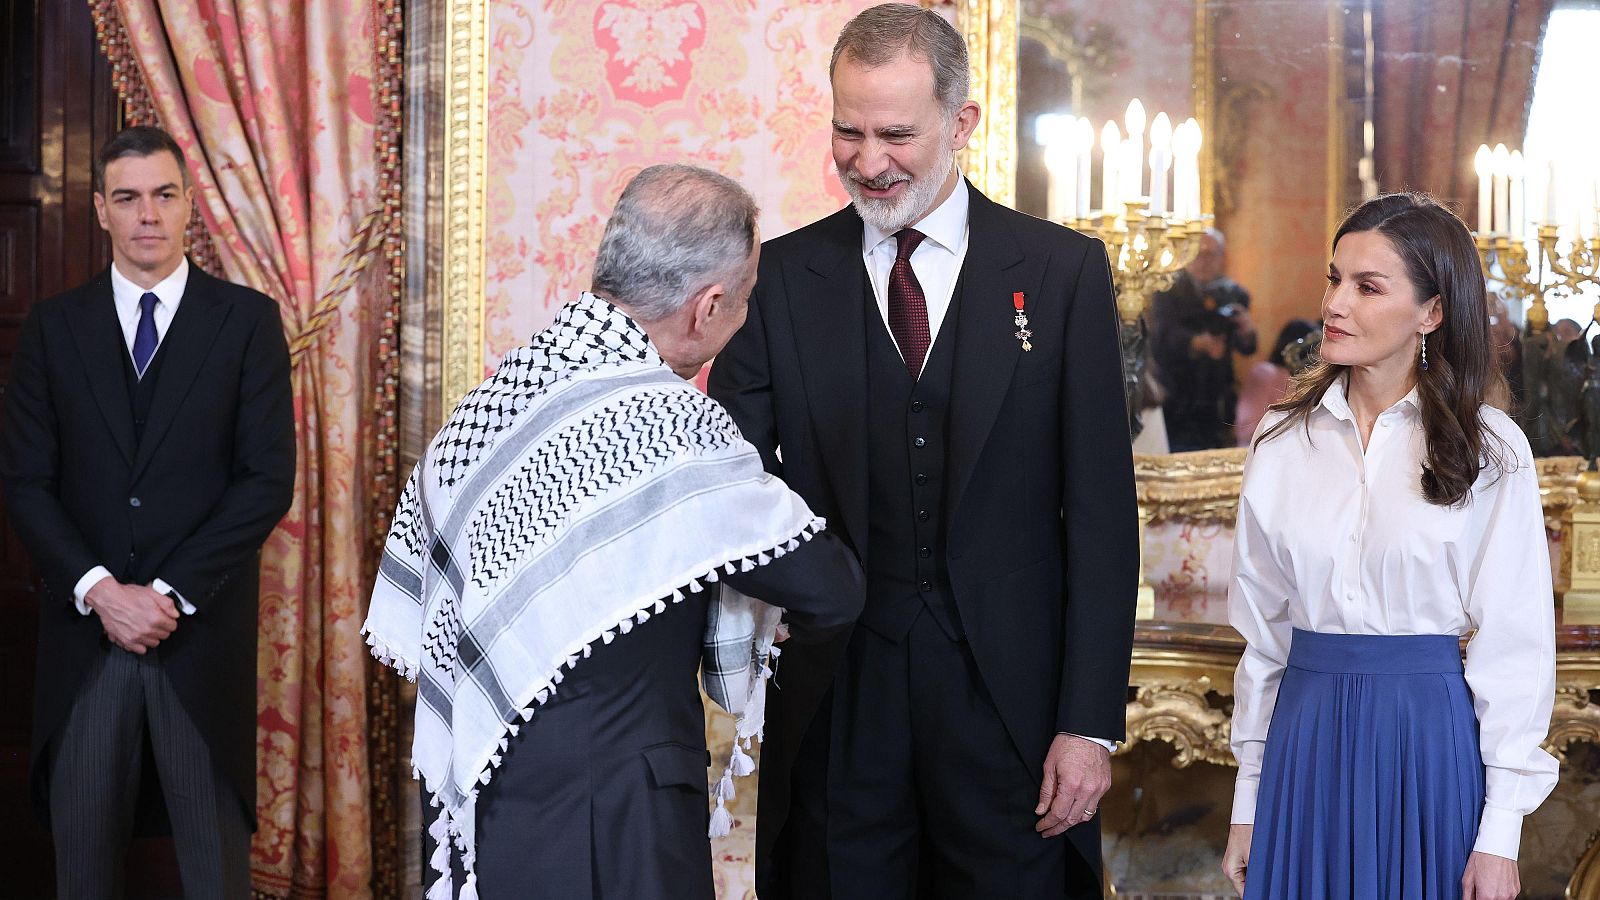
[708,6,1138,897]
[0,126,295,898]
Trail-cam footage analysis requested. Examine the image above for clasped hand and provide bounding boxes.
[85,578,178,654]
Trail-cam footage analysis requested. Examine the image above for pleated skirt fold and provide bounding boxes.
[1244,629,1484,900]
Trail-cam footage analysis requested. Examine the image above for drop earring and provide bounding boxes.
[1420,333,1429,371]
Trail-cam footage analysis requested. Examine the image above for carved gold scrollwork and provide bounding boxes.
[1121,678,1235,769]
[1134,448,1246,525]
[1571,826,1600,900]
[1134,452,1587,527]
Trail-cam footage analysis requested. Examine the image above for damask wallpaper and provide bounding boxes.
[483,0,882,365]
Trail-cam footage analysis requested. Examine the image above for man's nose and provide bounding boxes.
[854,142,890,180]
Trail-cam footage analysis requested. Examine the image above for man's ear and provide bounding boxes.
[688,282,726,337]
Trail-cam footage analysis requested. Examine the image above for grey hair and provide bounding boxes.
[829,3,970,119]
[590,164,759,322]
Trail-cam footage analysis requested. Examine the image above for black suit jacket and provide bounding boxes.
[0,264,296,824]
[708,183,1139,870]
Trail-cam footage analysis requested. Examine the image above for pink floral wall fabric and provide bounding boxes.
[483,0,887,364]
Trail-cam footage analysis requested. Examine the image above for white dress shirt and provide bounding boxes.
[1228,379,1558,860]
[862,178,970,354]
[861,180,1116,756]
[73,260,197,616]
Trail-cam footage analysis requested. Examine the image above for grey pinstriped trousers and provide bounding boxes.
[48,647,251,899]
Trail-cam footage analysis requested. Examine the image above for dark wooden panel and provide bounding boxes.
[0,202,39,323]
[0,0,115,894]
[0,0,40,172]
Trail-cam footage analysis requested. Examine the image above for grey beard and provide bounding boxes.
[838,153,955,233]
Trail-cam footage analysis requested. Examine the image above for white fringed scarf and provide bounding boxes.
[363,293,808,899]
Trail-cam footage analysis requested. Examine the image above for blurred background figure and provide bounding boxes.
[1150,228,1259,451]
[1487,293,1524,421]
[1234,318,1318,446]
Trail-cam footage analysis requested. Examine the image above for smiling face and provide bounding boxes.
[1319,229,1442,376]
[830,50,979,233]
[94,150,192,287]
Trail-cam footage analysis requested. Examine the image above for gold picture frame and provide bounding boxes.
[439,0,488,414]
[966,0,1217,216]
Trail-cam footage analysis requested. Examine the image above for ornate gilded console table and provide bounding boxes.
[1126,452,1600,897]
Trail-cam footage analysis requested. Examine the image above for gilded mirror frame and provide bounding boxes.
[963,0,1216,218]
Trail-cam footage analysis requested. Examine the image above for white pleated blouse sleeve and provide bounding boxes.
[1227,421,1296,825]
[1460,412,1559,860]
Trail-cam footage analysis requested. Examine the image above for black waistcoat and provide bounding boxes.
[860,274,964,642]
[119,340,167,582]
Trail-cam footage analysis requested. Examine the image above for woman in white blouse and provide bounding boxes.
[1219,193,1557,900]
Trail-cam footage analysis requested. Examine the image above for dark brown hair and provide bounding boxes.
[1259,192,1507,506]
[94,126,189,193]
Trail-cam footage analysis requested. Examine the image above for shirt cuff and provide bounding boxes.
[73,567,114,615]
[1064,733,1118,753]
[1472,804,1523,861]
[1230,776,1259,824]
[153,578,198,615]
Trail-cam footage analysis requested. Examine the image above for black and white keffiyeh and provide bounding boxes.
[364,293,816,899]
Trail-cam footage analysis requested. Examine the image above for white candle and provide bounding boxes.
[1492,143,1511,235]
[1182,118,1203,218]
[1592,176,1599,239]
[1100,121,1122,216]
[1045,138,1074,223]
[1123,99,1146,204]
[1474,144,1492,234]
[1074,117,1094,220]
[1508,150,1525,240]
[1545,159,1558,227]
[1148,112,1172,216]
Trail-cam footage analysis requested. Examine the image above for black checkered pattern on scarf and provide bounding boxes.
[431,292,658,490]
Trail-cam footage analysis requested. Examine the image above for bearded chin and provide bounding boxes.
[837,146,956,233]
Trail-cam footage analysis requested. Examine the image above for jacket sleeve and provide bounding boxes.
[156,297,297,608]
[723,529,864,644]
[0,305,104,601]
[1055,237,1140,739]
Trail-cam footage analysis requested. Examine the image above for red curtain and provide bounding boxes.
[90,0,403,895]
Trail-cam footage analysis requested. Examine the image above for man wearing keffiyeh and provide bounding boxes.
[364,165,863,900]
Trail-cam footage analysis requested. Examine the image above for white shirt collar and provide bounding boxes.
[111,258,190,313]
[861,176,969,256]
[1318,374,1421,422]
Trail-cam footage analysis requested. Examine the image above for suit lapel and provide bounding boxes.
[946,186,1028,522]
[788,208,871,552]
[63,272,137,465]
[131,268,231,481]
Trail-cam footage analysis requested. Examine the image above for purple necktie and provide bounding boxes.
[132,292,159,377]
[887,229,931,379]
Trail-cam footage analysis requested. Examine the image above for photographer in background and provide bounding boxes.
[1149,228,1258,451]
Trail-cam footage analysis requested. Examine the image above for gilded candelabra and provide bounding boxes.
[1479,227,1600,457]
[1068,202,1211,436]
[1477,226,1600,335]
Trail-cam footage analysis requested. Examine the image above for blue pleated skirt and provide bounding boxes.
[1244,629,1484,900]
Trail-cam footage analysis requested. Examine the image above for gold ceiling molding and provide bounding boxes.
[440,0,488,413]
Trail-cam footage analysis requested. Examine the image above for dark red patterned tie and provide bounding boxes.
[887,228,931,379]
